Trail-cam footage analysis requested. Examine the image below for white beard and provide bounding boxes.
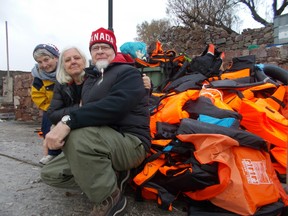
[95,60,109,71]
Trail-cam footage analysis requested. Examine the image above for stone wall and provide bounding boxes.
[159,25,274,56]
[158,25,282,68]
[0,71,42,122]
[3,25,288,122]
[13,73,41,122]
[0,71,24,96]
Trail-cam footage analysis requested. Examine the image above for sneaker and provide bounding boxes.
[89,188,127,216]
[39,155,56,165]
[117,170,130,192]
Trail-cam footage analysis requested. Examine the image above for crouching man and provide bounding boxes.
[41,27,151,216]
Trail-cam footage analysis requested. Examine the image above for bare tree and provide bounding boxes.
[166,0,288,33]
[236,0,288,26]
[166,0,238,34]
[273,0,288,16]
[134,0,288,49]
[135,19,171,45]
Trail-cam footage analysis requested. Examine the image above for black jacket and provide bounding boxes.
[47,81,83,125]
[67,53,151,151]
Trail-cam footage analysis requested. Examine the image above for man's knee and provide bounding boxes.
[40,166,54,186]
[41,166,77,188]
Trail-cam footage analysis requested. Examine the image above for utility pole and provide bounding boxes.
[3,21,13,104]
[108,0,113,32]
[5,21,10,78]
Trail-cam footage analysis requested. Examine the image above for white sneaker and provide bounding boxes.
[39,155,56,165]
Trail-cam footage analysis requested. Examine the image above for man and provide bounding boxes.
[41,27,151,216]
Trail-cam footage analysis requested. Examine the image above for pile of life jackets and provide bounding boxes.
[131,43,288,215]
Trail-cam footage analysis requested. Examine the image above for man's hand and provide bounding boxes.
[142,74,151,89]
[44,122,71,150]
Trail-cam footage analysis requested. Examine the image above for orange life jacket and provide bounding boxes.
[133,133,288,214]
[178,134,288,215]
[149,90,199,138]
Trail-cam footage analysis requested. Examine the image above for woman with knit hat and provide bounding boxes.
[31,43,62,165]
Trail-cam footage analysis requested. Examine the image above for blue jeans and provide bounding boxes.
[41,111,62,156]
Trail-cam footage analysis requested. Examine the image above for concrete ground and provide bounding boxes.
[0,120,187,216]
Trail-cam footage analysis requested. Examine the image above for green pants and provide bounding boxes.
[41,126,146,204]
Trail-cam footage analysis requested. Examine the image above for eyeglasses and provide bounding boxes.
[91,45,112,52]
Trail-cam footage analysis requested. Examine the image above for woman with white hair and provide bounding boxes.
[47,46,87,125]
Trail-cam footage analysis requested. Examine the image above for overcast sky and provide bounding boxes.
[0,0,168,71]
[0,0,266,72]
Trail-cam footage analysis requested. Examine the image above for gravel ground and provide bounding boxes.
[0,120,187,216]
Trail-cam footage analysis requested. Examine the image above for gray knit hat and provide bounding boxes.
[33,43,59,59]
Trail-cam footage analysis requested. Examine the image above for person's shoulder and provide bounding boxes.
[42,80,56,90]
[32,77,44,90]
[42,79,55,84]
[113,52,135,64]
[53,80,64,88]
[116,64,140,75]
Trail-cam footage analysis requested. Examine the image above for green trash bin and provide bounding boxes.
[138,67,164,88]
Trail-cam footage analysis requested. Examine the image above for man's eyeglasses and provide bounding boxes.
[91,45,112,52]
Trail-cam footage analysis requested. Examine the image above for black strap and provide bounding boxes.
[269,95,286,108]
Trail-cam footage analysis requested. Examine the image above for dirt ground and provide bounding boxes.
[0,120,187,216]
